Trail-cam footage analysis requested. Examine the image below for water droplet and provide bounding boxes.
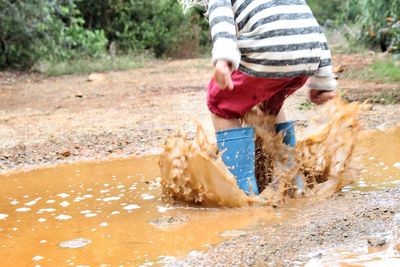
[80,210,92,214]
[100,222,109,227]
[123,204,140,211]
[59,201,70,207]
[59,238,92,249]
[102,196,120,202]
[37,208,56,213]
[32,256,44,261]
[141,194,155,200]
[85,213,97,218]
[16,207,31,212]
[55,214,72,220]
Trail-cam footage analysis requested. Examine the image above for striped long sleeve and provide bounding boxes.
[208,0,241,70]
[207,0,337,90]
[307,33,337,90]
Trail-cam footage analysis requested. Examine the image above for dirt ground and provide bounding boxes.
[1,54,400,265]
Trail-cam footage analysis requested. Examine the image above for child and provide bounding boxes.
[183,0,337,195]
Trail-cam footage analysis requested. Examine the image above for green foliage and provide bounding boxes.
[0,0,107,69]
[298,100,314,111]
[37,54,145,76]
[0,0,61,68]
[77,0,209,58]
[373,88,400,104]
[341,58,400,83]
[308,0,400,53]
[58,17,108,60]
[110,0,192,56]
[367,58,400,83]
[355,0,400,51]
[0,0,210,70]
[307,0,345,25]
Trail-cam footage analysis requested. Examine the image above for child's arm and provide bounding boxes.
[308,32,337,104]
[208,0,240,89]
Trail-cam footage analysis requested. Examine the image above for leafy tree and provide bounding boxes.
[0,0,107,69]
[0,0,61,68]
[355,0,400,52]
[307,0,345,25]
[77,0,208,57]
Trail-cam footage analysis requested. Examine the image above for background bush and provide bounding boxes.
[0,0,399,71]
[0,0,108,69]
[77,0,209,57]
[0,0,209,70]
[309,0,400,53]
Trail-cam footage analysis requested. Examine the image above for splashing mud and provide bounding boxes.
[160,98,363,207]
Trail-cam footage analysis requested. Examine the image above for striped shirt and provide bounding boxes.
[208,0,337,90]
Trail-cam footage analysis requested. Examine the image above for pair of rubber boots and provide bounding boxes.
[216,121,299,195]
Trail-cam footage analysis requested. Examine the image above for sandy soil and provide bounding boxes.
[1,54,399,265]
[168,188,400,266]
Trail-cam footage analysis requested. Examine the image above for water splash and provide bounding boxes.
[159,97,363,207]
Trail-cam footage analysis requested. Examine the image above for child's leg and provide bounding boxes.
[207,71,286,195]
[275,108,296,148]
[259,77,308,192]
[207,72,303,195]
[211,113,240,131]
[276,107,287,123]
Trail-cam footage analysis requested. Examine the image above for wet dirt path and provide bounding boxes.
[0,54,399,266]
[1,128,399,266]
[1,56,399,173]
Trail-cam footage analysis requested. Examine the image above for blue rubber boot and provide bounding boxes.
[275,121,304,191]
[216,127,260,195]
[275,121,296,148]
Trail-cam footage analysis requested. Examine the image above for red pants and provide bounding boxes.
[207,70,309,119]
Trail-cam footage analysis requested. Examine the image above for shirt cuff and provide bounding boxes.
[211,38,241,71]
[308,66,338,91]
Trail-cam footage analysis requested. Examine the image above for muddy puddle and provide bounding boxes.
[346,127,400,192]
[0,104,398,266]
[0,156,283,266]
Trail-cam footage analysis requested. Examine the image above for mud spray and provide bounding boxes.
[159,97,363,208]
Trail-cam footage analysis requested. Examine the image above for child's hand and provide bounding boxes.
[213,60,234,90]
[309,89,336,105]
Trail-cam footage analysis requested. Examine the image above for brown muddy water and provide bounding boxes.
[0,156,281,266]
[347,127,400,192]
[0,128,399,266]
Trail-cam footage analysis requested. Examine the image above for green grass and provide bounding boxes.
[341,57,400,83]
[325,26,368,55]
[298,100,315,110]
[372,88,400,104]
[34,54,150,76]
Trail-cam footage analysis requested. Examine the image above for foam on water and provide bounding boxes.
[55,215,72,220]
